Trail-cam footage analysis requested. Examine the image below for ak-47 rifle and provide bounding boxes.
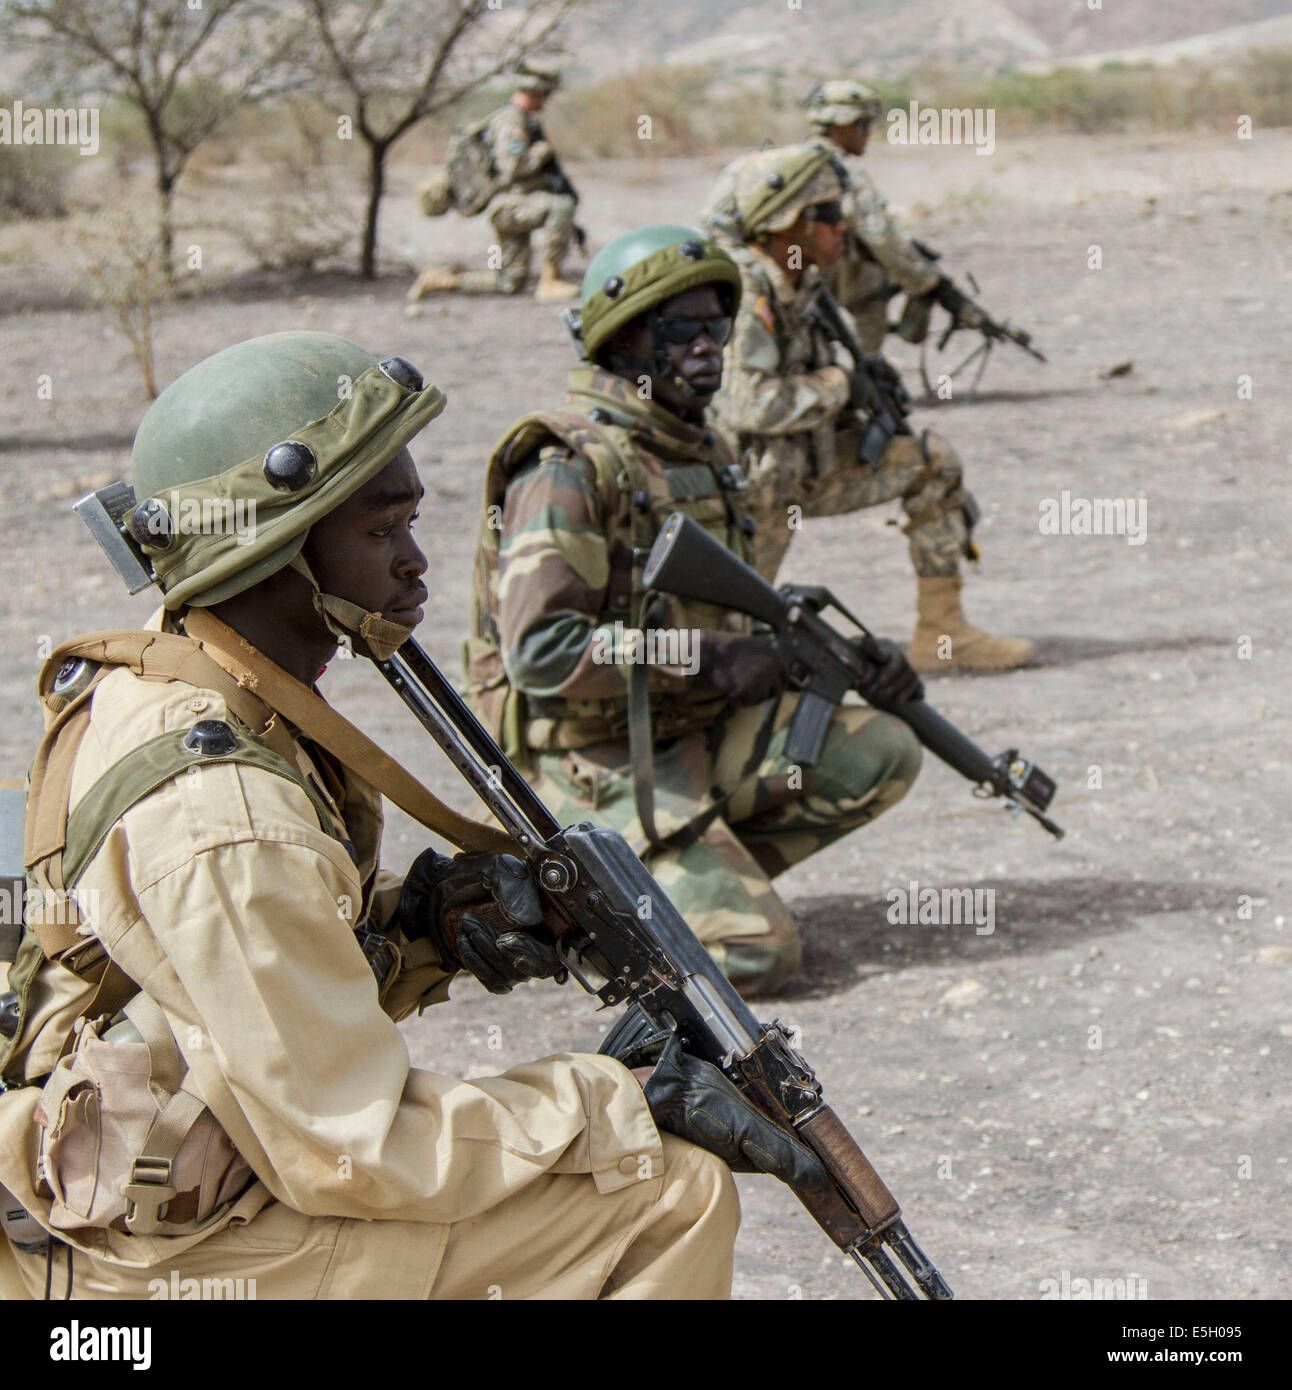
[72,480,953,1302]
[644,511,1065,841]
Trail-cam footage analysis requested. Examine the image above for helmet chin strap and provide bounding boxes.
[604,310,705,401]
[288,554,414,662]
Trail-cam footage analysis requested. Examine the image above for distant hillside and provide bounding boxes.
[567,0,1292,77]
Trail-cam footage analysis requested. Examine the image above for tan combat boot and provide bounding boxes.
[533,261,579,303]
[908,575,1034,671]
[406,268,462,301]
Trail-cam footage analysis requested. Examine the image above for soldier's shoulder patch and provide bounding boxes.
[753,296,776,334]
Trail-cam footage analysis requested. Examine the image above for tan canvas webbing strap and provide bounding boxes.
[25,682,107,872]
[119,994,212,1236]
[183,608,513,854]
[59,727,341,904]
[26,629,297,876]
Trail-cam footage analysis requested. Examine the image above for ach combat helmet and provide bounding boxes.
[804,78,884,130]
[127,331,445,659]
[728,142,848,238]
[572,224,742,395]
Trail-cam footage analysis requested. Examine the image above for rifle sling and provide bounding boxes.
[183,609,513,855]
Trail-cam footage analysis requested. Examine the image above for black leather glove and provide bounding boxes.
[607,1024,832,1193]
[697,631,788,707]
[852,635,923,711]
[848,355,909,413]
[395,849,566,994]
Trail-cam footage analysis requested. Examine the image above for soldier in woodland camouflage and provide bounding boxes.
[409,60,580,304]
[703,143,1033,671]
[465,225,924,995]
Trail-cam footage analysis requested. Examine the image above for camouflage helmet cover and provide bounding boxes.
[514,59,561,95]
[128,331,445,611]
[805,78,883,128]
[578,224,743,361]
[731,142,846,237]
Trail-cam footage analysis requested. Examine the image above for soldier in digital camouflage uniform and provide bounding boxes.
[465,225,925,996]
[408,59,580,304]
[703,142,1032,671]
[803,79,991,354]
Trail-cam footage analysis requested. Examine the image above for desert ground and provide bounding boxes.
[0,128,1288,1300]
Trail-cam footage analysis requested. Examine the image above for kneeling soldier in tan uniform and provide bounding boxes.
[0,332,826,1300]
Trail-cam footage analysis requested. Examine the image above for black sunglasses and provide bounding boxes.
[656,315,733,346]
[809,201,846,226]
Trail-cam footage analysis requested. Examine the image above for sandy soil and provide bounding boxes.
[0,129,1288,1300]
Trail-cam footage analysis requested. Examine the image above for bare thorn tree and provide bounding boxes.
[303,0,582,279]
[5,0,305,280]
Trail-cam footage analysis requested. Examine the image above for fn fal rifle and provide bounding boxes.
[644,511,1064,841]
[73,480,953,1301]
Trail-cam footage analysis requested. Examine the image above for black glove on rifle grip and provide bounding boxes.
[601,1012,831,1194]
[397,849,565,994]
[852,635,923,711]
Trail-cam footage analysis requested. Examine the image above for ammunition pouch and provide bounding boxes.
[35,992,252,1238]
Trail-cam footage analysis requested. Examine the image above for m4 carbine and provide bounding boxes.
[71,480,952,1302]
[543,155,587,253]
[897,240,1045,394]
[806,279,911,466]
[644,511,1064,840]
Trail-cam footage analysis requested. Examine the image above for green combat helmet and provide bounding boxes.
[124,331,445,659]
[804,78,883,130]
[725,142,848,240]
[567,224,742,394]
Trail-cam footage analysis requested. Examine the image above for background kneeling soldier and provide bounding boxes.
[465,225,925,997]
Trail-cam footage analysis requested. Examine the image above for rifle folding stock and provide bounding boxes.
[643,512,1064,839]
[376,639,952,1300]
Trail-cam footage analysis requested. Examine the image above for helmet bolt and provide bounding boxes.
[379,355,423,392]
[602,275,624,299]
[263,441,317,492]
[679,240,705,260]
[130,497,173,550]
[767,173,784,190]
